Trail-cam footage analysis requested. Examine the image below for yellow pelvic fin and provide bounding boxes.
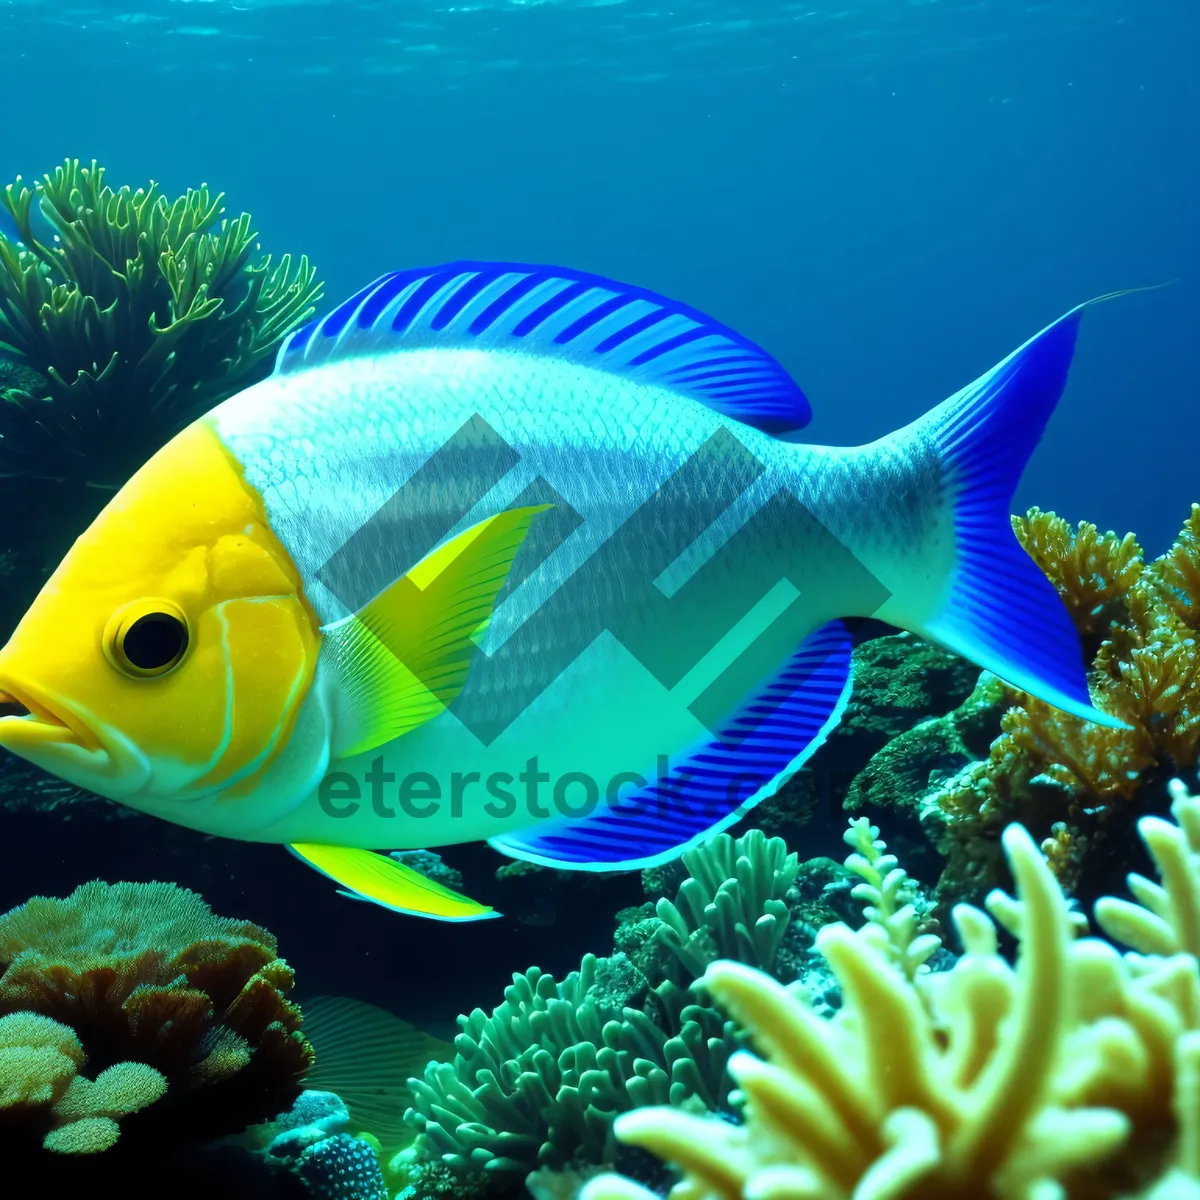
[324,503,550,759]
[288,843,499,921]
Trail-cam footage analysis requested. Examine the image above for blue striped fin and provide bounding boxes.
[275,261,811,434]
[487,619,852,870]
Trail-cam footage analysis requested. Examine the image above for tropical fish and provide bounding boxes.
[0,261,1121,920]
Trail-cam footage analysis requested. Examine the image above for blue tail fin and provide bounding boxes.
[918,305,1124,729]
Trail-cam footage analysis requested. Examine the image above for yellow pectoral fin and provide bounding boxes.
[324,503,550,758]
[288,843,499,922]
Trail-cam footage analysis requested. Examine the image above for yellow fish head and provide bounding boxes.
[0,422,320,811]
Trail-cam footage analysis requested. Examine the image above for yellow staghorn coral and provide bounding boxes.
[928,506,1200,906]
[1013,507,1144,639]
[1153,504,1200,630]
[579,782,1200,1200]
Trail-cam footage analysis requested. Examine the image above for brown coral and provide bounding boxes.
[1153,504,1200,630]
[0,880,312,1162]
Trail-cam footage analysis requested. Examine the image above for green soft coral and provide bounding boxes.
[652,829,800,980]
[403,953,736,1178]
[0,159,321,485]
[0,158,322,637]
[0,159,320,481]
[402,830,804,1182]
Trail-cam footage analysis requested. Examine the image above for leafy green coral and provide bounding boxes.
[0,158,321,485]
[648,829,802,981]
[403,952,735,1179]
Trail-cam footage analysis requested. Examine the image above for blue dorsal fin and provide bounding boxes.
[487,619,853,870]
[275,261,811,434]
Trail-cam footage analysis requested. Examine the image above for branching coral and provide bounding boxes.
[579,782,1200,1199]
[1013,507,1144,640]
[1008,508,1199,791]
[925,505,1200,906]
[842,817,940,981]
[1154,505,1200,630]
[0,158,321,486]
[402,831,812,1183]
[0,879,313,1163]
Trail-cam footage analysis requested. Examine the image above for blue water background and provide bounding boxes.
[3,0,1196,552]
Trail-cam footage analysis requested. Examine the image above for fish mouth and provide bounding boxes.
[0,693,34,720]
[0,680,89,749]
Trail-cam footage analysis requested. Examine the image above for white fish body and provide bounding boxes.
[0,261,1119,915]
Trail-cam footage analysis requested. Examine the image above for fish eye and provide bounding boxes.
[103,601,190,679]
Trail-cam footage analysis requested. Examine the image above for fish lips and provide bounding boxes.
[0,676,146,796]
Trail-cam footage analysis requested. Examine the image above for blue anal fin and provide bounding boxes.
[487,620,853,870]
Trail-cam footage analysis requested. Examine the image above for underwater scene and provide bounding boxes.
[0,0,1197,1196]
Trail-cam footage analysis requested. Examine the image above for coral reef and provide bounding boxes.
[402,827,935,1189]
[0,1010,165,1153]
[0,158,321,485]
[0,879,312,1175]
[262,1090,390,1200]
[580,779,1200,1199]
[841,505,1200,914]
[402,831,818,1186]
[0,158,322,635]
[743,633,979,852]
